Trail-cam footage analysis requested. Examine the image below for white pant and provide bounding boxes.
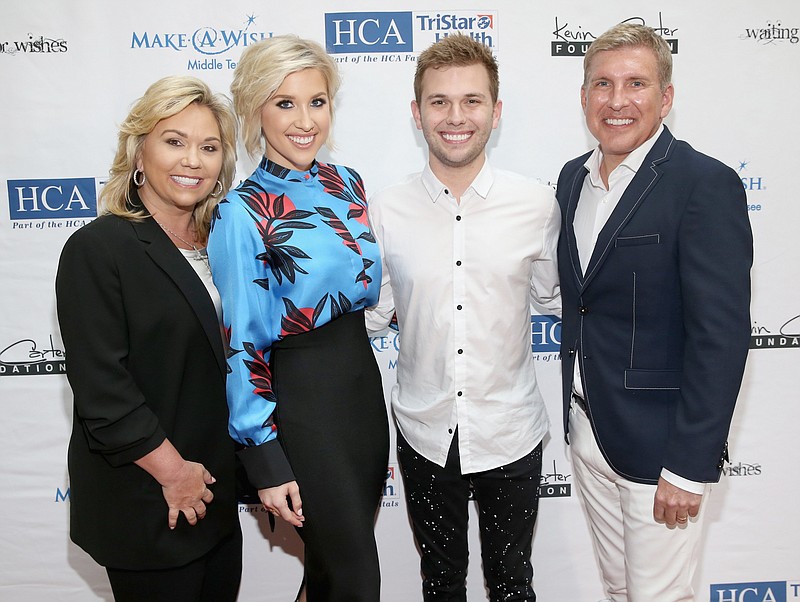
[569,402,709,602]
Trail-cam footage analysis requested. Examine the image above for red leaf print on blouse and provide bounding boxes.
[238,180,317,287]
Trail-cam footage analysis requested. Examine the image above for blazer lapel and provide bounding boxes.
[562,158,591,288]
[580,127,676,290]
[131,217,227,375]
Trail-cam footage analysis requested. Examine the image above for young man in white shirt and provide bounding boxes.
[366,34,560,601]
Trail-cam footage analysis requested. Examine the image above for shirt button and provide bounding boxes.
[444,189,450,195]
[457,391,463,397]
[457,349,463,354]
[456,260,462,266]
[456,215,462,221]
[448,428,453,434]
[456,304,462,310]
[579,306,589,315]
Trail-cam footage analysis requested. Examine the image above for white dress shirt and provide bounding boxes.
[366,159,561,473]
[572,125,703,494]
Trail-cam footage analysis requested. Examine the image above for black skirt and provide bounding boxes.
[271,309,389,601]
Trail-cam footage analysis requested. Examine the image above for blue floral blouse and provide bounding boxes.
[208,158,381,485]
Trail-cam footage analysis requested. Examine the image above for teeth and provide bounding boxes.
[172,176,201,185]
[605,118,633,126]
[442,132,471,142]
[289,135,314,145]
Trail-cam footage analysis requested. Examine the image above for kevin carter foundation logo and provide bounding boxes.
[0,335,66,376]
[551,12,678,57]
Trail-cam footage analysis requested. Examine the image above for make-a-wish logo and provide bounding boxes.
[740,20,799,45]
[0,33,68,56]
[381,464,400,508]
[0,336,66,376]
[551,12,678,57]
[736,160,767,193]
[539,460,572,498]
[750,315,800,350]
[131,14,271,57]
[710,581,799,602]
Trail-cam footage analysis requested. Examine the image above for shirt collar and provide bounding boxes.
[584,123,664,189]
[261,157,319,180]
[421,156,494,203]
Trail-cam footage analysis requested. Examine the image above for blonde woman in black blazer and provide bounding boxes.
[56,76,241,602]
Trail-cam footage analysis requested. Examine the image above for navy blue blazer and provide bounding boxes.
[557,126,753,484]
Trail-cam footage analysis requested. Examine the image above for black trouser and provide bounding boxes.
[106,528,242,602]
[397,429,542,602]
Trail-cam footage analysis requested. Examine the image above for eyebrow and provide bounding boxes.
[160,129,221,142]
[426,92,487,101]
[272,91,329,99]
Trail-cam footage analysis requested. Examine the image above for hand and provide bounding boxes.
[653,476,702,528]
[259,481,304,528]
[160,461,216,530]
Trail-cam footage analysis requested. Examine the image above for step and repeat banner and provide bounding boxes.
[1,1,798,600]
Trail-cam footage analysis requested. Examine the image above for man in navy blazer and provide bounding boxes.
[556,23,752,601]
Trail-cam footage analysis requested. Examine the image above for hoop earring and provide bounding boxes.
[132,169,146,187]
[211,180,223,197]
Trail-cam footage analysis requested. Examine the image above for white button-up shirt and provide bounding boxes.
[366,159,561,473]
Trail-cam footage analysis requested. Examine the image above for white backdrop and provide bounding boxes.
[1,1,799,600]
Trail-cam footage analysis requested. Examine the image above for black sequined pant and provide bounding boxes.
[397,429,542,602]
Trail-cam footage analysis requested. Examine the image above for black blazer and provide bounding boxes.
[56,212,238,570]
[557,127,753,484]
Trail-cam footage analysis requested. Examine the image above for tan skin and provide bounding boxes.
[582,46,699,528]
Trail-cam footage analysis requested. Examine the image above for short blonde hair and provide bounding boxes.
[102,76,237,238]
[583,23,673,92]
[414,34,499,104]
[230,35,340,159]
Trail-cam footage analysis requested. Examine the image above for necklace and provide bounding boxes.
[153,218,210,270]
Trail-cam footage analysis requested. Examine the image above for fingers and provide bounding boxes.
[288,484,303,521]
[168,508,179,530]
[259,482,305,528]
[653,477,703,528]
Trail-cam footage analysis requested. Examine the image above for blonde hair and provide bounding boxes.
[230,35,340,159]
[583,23,673,92]
[414,34,499,104]
[101,76,237,239]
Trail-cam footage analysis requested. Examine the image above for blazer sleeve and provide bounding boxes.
[56,224,166,467]
[665,159,752,482]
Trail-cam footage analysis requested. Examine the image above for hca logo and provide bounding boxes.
[7,178,97,219]
[325,12,413,53]
[531,315,561,352]
[710,581,792,602]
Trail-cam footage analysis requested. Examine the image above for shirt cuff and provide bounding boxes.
[237,439,295,489]
[660,468,706,495]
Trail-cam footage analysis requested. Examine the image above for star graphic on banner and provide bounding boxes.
[737,160,748,173]
[245,14,257,27]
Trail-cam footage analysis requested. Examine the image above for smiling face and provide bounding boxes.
[260,68,331,171]
[581,45,674,174]
[412,63,501,177]
[136,103,223,216]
